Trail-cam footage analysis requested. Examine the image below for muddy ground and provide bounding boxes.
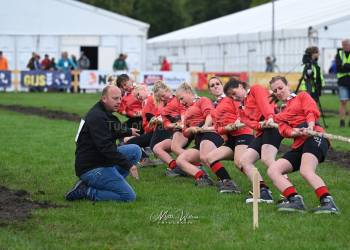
[0,104,348,225]
[0,104,81,122]
[0,186,62,226]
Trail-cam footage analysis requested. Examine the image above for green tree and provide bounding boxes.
[250,0,271,8]
[79,0,135,16]
[185,0,251,25]
[133,0,189,37]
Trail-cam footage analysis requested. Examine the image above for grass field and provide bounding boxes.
[0,92,350,249]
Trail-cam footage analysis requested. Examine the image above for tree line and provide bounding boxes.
[78,0,270,37]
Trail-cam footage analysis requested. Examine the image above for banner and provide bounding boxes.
[139,71,191,90]
[79,70,112,90]
[249,72,302,90]
[0,71,11,88]
[20,70,71,89]
[194,72,248,90]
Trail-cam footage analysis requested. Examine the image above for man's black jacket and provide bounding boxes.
[75,101,132,177]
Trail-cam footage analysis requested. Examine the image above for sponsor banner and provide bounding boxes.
[80,70,190,90]
[20,70,71,88]
[79,70,114,90]
[249,72,301,90]
[194,72,248,90]
[139,71,191,90]
[0,71,11,88]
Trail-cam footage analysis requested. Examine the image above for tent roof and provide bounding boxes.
[0,0,149,36]
[148,0,350,43]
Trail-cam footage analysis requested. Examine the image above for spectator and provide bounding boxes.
[328,55,337,74]
[65,85,141,202]
[78,51,90,70]
[26,52,40,70]
[0,51,9,70]
[41,54,51,70]
[160,57,171,71]
[57,52,77,71]
[50,57,57,70]
[113,53,128,71]
[265,56,275,72]
[71,55,78,70]
[336,39,350,127]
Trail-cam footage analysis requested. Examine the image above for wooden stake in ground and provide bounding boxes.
[253,167,260,230]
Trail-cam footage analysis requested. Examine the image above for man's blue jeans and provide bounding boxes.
[80,144,141,202]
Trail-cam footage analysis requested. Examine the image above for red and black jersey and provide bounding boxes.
[275,92,323,149]
[160,96,185,128]
[182,97,214,138]
[118,91,143,118]
[142,95,160,133]
[214,97,253,136]
[239,85,275,136]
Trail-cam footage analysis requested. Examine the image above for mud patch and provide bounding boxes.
[0,104,80,122]
[0,186,63,226]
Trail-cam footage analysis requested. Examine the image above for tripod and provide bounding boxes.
[295,65,328,128]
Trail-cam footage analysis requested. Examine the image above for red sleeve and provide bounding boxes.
[238,109,261,131]
[118,96,127,115]
[251,85,274,119]
[277,120,293,138]
[299,92,320,123]
[199,97,214,118]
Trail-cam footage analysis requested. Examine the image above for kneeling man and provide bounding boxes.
[65,85,141,202]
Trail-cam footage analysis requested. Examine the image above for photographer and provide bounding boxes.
[297,46,325,102]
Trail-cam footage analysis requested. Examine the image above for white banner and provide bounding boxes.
[138,71,191,90]
[79,70,190,90]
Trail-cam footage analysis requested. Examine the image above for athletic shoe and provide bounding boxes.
[65,180,88,201]
[143,147,153,156]
[195,175,214,187]
[245,187,274,204]
[277,194,289,204]
[277,195,306,213]
[139,157,163,167]
[218,179,241,194]
[340,119,345,128]
[311,196,340,215]
[165,166,188,177]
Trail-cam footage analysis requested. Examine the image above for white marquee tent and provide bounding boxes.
[0,0,149,71]
[147,0,350,73]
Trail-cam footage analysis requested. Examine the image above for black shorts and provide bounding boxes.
[126,132,153,148]
[248,128,283,156]
[282,135,329,172]
[193,132,224,150]
[223,134,254,150]
[150,128,174,150]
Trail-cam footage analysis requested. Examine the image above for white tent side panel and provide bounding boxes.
[0,0,149,71]
[146,31,312,72]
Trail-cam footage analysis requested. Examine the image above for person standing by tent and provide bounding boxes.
[78,51,90,70]
[0,51,9,70]
[113,53,128,71]
[57,52,77,71]
[160,57,171,71]
[336,39,350,127]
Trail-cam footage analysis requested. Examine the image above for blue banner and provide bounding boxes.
[20,70,71,89]
[0,71,12,88]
